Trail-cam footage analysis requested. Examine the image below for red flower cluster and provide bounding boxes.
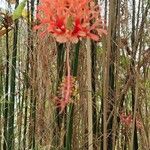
[120,112,143,129]
[34,0,107,43]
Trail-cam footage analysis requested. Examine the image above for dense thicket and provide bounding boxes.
[0,0,149,149]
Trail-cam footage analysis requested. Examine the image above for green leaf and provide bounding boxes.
[12,0,27,20]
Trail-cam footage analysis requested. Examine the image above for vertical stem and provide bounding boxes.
[28,0,36,148]
[131,72,139,150]
[91,41,97,137]
[8,18,18,150]
[112,0,121,149]
[55,43,65,147]
[23,88,28,150]
[65,42,80,150]
[131,0,136,48]
[3,26,9,150]
[104,0,108,23]
[103,47,109,150]
[103,1,117,149]
[0,41,4,150]
[18,90,24,150]
[86,39,93,150]
[65,43,72,150]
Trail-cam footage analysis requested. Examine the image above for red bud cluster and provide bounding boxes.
[56,76,75,113]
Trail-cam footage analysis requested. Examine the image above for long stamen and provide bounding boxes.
[58,43,72,113]
[65,43,71,101]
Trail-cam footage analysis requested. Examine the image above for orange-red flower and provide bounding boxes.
[120,112,143,130]
[34,0,107,43]
[34,0,107,112]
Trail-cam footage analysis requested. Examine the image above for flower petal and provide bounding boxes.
[88,33,99,41]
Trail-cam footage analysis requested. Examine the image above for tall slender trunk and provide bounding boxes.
[130,0,139,149]
[91,41,97,137]
[3,26,9,150]
[28,0,36,148]
[103,0,118,149]
[65,42,80,150]
[87,39,93,150]
[56,43,65,129]
[8,18,19,150]
[0,41,4,150]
